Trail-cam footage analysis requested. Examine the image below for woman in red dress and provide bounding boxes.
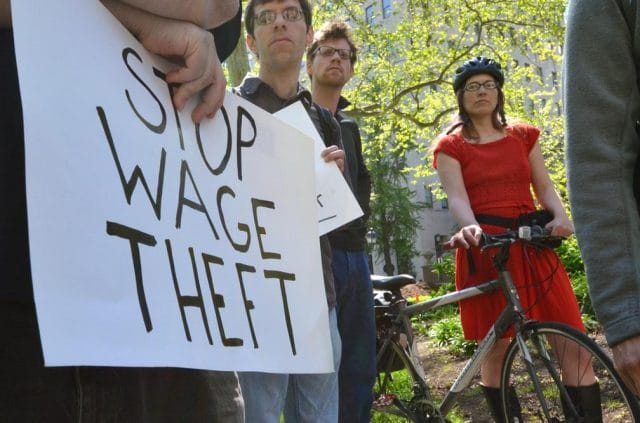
[433,57,599,422]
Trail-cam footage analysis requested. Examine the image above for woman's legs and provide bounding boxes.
[481,334,597,387]
[480,338,510,387]
[481,334,600,422]
[548,333,596,386]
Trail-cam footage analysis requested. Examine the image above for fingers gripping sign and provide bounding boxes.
[321,145,345,173]
[161,25,226,123]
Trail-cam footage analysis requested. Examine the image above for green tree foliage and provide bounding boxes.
[314,0,567,161]
[366,120,426,274]
[225,24,250,87]
[314,0,569,272]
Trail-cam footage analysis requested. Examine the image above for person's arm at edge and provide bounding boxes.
[529,141,574,237]
[436,152,482,249]
[117,0,239,29]
[565,0,640,346]
[0,0,10,28]
[565,0,640,394]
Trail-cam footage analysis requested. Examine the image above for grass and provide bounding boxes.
[370,367,468,423]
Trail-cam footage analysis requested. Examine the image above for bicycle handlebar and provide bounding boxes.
[442,225,565,252]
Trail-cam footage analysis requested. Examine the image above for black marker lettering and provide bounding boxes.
[122,47,166,134]
[236,106,257,181]
[251,198,281,260]
[165,240,214,344]
[197,105,233,175]
[97,106,166,220]
[202,253,243,347]
[235,263,258,348]
[153,68,185,150]
[175,159,220,239]
[217,185,250,252]
[106,221,157,332]
[264,269,297,355]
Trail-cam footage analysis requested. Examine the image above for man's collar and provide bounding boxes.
[337,96,351,111]
[237,76,262,95]
[238,76,312,103]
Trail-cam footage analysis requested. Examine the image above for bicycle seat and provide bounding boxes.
[371,274,416,291]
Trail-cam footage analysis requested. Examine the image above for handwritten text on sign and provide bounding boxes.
[11,0,347,373]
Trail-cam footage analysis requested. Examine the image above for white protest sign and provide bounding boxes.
[12,0,333,373]
[275,102,363,235]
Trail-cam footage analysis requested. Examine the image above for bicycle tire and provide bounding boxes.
[372,328,442,422]
[500,321,640,422]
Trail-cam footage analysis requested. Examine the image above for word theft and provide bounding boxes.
[95,46,299,355]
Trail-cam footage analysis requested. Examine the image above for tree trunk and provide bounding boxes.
[226,26,249,88]
[381,214,395,275]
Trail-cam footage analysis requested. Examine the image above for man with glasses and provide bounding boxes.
[306,21,375,423]
[235,0,346,421]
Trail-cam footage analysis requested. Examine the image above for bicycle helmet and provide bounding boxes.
[453,56,505,92]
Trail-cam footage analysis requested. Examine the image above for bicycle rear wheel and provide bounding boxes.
[501,321,640,422]
[372,330,442,422]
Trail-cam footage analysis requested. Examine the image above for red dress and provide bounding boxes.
[433,124,584,340]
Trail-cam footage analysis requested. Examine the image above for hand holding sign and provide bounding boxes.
[321,145,345,173]
[274,102,363,235]
[100,0,226,123]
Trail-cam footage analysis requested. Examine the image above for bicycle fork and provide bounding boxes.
[514,328,580,421]
[499,269,578,422]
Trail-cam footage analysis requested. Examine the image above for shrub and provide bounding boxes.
[431,253,455,280]
[556,237,597,324]
[428,315,477,357]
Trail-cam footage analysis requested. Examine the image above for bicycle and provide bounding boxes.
[371,225,640,422]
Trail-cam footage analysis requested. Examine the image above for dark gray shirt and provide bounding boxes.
[328,97,371,251]
[234,76,340,308]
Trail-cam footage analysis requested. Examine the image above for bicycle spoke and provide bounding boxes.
[501,322,639,422]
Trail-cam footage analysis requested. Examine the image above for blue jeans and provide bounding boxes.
[1,302,244,422]
[332,249,376,423]
[239,308,341,423]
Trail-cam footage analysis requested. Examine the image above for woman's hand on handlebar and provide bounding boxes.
[446,224,483,250]
[545,215,574,237]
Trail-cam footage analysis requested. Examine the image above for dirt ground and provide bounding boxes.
[399,283,494,422]
[417,342,491,422]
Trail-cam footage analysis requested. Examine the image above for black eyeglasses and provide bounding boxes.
[464,80,498,92]
[254,6,304,26]
[313,45,353,61]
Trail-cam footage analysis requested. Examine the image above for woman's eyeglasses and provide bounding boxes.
[464,81,498,92]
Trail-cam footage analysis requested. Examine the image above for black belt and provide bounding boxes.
[475,214,516,229]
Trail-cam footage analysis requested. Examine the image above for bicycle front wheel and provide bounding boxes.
[500,321,640,422]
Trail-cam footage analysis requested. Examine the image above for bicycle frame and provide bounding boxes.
[384,245,532,418]
[376,229,640,422]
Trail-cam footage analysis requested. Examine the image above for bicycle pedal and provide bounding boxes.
[373,393,397,407]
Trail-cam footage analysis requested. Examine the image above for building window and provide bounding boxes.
[524,63,531,82]
[366,5,375,24]
[382,0,392,18]
[441,197,448,209]
[424,185,433,208]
